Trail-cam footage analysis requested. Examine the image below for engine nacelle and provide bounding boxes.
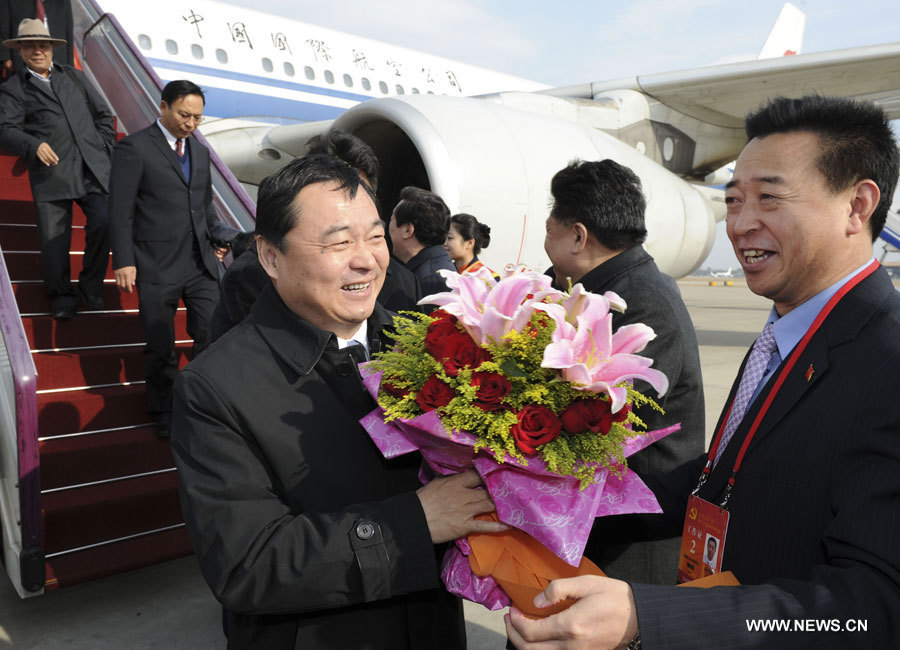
[333,95,716,278]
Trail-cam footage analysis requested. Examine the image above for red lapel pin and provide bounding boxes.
[805,364,814,382]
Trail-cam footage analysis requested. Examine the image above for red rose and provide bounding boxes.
[511,404,561,455]
[381,382,410,399]
[471,372,511,412]
[612,403,630,423]
[441,333,492,377]
[560,398,614,434]
[424,312,460,360]
[416,375,455,412]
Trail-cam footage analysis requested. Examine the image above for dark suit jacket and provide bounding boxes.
[581,246,706,584]
[0,63,114,200]
[406,245,455,311]
[632,267,900,648]
[108,123,237,283]
[0,0,74,70]
[172,284,465,649]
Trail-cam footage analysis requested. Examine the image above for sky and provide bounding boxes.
[226,0,900,269]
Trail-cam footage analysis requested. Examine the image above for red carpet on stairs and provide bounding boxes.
[0,153,195,589]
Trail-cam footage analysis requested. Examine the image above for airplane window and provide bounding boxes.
[304,66,315,80]
[411,88,420,94]
[361,77,371,91]
[395,85,405,95]
[324,70,335,84]
[191,44,203,60]
[138,34,151,50]
[216,49,228,64]
[343,74,353,88]
[378,81,388,94]
[165,39,178,55]
[284,62,295,77]
[262,57,274,73]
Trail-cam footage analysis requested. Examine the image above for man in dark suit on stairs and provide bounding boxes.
[109,79,238,438]
[0,17,114,319]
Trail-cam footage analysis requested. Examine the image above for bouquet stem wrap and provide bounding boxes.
[360,369,680,615]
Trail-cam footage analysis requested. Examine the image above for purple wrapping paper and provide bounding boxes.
[360,367,680,609]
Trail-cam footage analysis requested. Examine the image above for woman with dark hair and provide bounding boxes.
[444,213,497,276]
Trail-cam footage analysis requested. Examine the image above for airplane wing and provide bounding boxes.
[548,42,900,129]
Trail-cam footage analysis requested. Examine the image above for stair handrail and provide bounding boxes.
[72,0,257,232]
[0,238,42,598]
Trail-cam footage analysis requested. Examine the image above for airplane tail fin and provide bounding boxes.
[757,3,806,59]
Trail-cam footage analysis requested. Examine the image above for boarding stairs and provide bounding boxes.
[0,153,194,590]
[0,0,255,597]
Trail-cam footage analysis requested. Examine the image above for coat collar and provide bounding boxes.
[702,266,896,498]
[570,245,653,292]
[26,67,58,102]
[405,245,453,273]
[248,282,395,377]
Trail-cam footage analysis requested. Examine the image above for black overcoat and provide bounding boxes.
[172,285,466,649]
[0,63,114,201]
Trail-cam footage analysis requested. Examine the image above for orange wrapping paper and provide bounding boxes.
[466,514,739,618]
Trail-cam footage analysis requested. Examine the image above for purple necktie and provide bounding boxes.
[714,323,777,465]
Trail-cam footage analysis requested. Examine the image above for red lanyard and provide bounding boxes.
[697,259,880,506]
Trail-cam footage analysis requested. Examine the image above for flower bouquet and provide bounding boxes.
[359,266,680,615]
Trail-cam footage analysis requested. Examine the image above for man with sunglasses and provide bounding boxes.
[109,79,238,438]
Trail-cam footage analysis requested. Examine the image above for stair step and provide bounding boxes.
[13,281,140,314]
[0,223,87,251]
[42,470,183,555]
[33,342,192,390]
[44,526,193,589]
[39,426,176,490]
[1,249,111,282]
[0,201,36,225]
[38,383,149,437]
[0,156,32,202]
[25,309,190,349]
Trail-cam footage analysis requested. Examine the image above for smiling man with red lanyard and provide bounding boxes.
[506,95,900,650]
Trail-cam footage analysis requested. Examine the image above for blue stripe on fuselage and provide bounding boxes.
[881,227,900,249]
[199,86,345,122]
[147,57,372,103]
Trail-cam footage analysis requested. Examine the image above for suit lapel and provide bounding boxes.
[30,73,60,103]
[150,124,188,186]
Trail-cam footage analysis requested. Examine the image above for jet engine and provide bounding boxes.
[333,94,717,278]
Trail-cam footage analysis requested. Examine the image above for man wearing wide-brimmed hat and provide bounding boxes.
[0,18,114,319]
[1,1,74,77]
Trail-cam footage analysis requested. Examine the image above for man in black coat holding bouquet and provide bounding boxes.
[171,154,506,649]
[543,159,705,586]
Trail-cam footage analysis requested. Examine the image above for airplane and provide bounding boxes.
[94,0,900,279]
[711,267,735,279]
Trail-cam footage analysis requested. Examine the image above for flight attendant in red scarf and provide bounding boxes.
[443,212,499,278]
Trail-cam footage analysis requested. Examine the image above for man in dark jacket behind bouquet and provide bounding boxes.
[171,154,506,649]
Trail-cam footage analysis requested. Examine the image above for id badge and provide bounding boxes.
[676,494,730,584]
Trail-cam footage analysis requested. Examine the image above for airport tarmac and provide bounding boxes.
[0,278,781,648]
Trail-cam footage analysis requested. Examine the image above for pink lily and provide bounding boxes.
[422,268,562,346]
[541,309,669,412]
